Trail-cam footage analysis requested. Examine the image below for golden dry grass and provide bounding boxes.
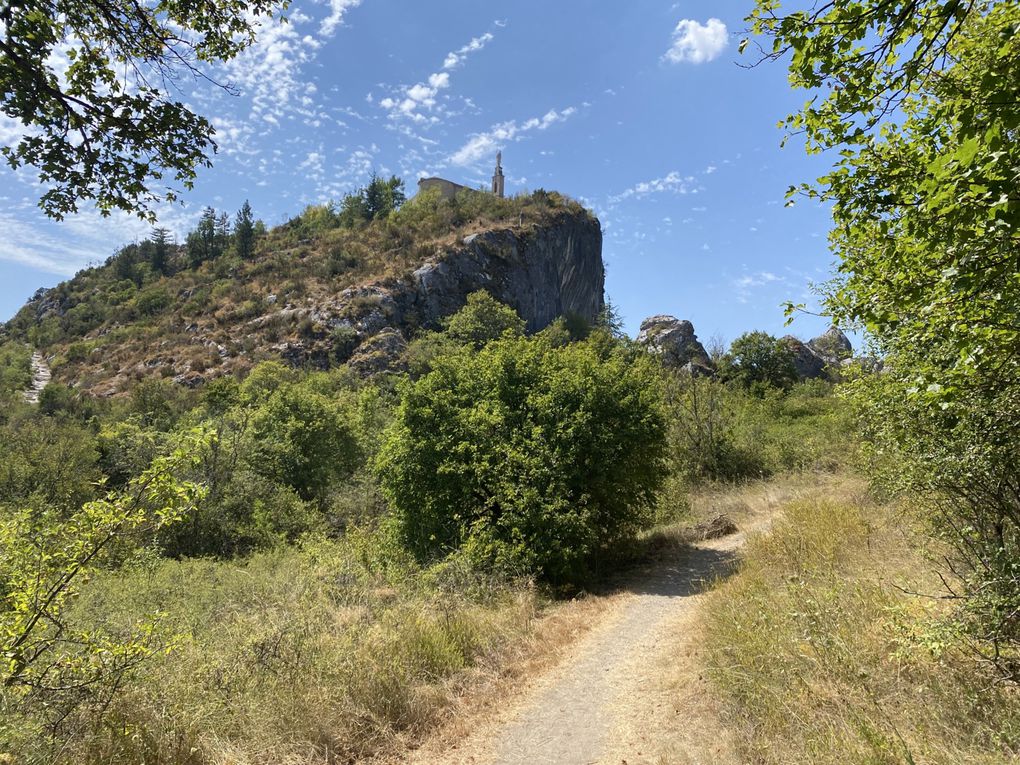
[697,479,1020,765]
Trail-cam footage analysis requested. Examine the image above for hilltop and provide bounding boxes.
[1,187,603,396]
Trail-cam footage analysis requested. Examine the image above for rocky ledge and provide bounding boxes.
[283,209,605,373]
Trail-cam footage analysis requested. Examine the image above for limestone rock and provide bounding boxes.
[636,315,713,373]
[347,327,408,377]
[783,327,855,380]
[782,335,828,380]
[808,326,852,365]
[403,212,604,334]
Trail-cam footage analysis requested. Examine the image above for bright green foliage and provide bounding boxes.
[0,429,210,747]
[443,290,527,348]
[0,0,283,219]
[338,173,407,227]
[247,381,360,501]
[0,342,31,401]
[721,331,797,391]
[376,331,668,585]
[749,0,1020,672]
[0,414,102,510]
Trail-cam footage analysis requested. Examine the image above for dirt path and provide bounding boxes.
[24,350,51,404]
[408,484,797,765]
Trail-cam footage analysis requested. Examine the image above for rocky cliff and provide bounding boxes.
[285,211,604,374]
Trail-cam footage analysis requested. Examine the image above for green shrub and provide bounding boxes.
[443,290,526,348]
[720,330,797,392]
[134,287,172,317]
[376,330,668,585]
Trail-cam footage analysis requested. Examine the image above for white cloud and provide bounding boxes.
[664,18,728,64]
[442,32,495,70]
[733,271,786,303]
[377,29,496,124]
[319,0,362,37]
[449,107,577,166]
[609,171,699,203]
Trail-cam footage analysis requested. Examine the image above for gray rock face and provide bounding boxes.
[404,213,605,334]
[808,326,852,365]
[331,210,604,372]
[636,315,713,373]
[782,336,828,380]
[783,327,854,380]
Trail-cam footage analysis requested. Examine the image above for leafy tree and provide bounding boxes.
[0,430,210,744]
[338,174,406,227]
[363,173,406,220]
[721,331,796,391]
[247,382,360,502]
[234,200,256,259]
[376,330,668,585]
[0,0,283,220]
[443,290,526,348]
[748,0,1020,672]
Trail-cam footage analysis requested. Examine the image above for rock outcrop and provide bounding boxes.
[404,216,604,334]
[782,327,854,380]
[311,210,604,371]
[808,326,853,365]
[636,315,714,374]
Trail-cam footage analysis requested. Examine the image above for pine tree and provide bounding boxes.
[187,207,218,268]
[234,200,255,259]
[150,228,171,275]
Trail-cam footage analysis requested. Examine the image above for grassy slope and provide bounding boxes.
[700,485,1020,764]
[2,191,586,396]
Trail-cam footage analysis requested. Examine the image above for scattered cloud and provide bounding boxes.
[377,29,497,124]
[449,107,577,166]
[664,18,728,64]
[733,271,786,303]
[609,171,699,204]
[443,32,495,70]
[319,0,362,37]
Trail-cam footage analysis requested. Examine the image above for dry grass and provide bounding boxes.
[8,536,553,765]
[698,479,1020,765]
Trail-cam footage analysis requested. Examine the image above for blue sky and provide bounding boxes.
[0,0,840,345]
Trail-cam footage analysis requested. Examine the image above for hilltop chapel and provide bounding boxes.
[417,153,506,200]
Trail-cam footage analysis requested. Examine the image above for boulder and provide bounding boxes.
[783,327,855,380]
[347,327,408,377]
[781,335,828,380]
[637,315,714,374]
[808,326,853,365]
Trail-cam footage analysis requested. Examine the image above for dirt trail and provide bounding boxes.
[24,350,51,404]
[411,487,792,765]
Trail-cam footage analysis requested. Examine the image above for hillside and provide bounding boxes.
[1,189,603,396]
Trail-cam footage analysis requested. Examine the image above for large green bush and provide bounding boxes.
[376,330,668,585]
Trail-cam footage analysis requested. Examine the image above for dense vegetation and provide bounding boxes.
[0,243,852,761]
[749,0,1020,679]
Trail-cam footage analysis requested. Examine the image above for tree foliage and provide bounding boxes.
[749,0,1020,673]
[0,0,284,219]
[0,429,210,744]
[721,331,797,391]
[376,329,668,586]
[442,290,526,349]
